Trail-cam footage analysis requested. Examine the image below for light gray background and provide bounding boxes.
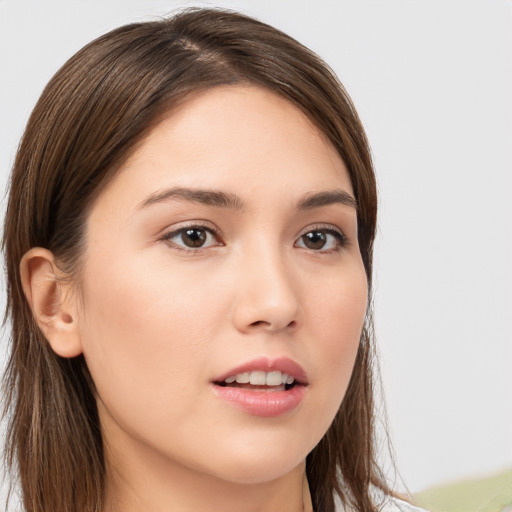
[1,0,511,504]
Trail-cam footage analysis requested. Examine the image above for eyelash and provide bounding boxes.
[160,221,221,254]
[159,222,348,254]
[295,224,349,254]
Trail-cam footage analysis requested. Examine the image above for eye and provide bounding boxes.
[295,228,347,252]
[161,225,221,250]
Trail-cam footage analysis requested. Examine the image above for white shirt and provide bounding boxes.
[380,495,429,512]
[334,493,429,511]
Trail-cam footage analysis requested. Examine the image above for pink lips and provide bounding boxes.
[213,356,308,384]
[211,357,308,417]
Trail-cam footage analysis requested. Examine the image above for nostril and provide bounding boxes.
[248,319,297,331]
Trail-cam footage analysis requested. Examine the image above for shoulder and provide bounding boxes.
[373,495,429,512]
[333,489,430,512]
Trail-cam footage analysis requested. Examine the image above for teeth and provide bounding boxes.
[266,371,282,386]
[235,372,250,384]
[249,371,266,385]
[224,370,296,386]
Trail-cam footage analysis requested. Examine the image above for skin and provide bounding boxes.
[21,86,368,512]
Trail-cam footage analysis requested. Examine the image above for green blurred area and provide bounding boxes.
[413,469,512,512]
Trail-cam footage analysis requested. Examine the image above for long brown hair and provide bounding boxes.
[3,8,394,512]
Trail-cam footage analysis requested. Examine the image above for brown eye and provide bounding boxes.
[302,231,327,250]
[295,228,347,252]
[182,228,207,247]
[163,226,220,250]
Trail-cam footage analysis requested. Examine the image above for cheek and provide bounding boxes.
[313,261,367,345]
[327,280,367,364]
[304,265,368,419]
[77,252,225,417]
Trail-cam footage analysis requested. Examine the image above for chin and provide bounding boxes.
[196,433,312,485]
[211,458,303,485]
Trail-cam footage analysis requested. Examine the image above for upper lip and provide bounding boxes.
[213,356,308,385]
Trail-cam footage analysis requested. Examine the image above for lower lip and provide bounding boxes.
[212,384,306,417]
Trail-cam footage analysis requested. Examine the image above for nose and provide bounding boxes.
[231,248,302,334]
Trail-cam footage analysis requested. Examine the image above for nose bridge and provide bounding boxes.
[232,238,301,333]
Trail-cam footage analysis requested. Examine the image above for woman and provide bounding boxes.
[2,8,427,512]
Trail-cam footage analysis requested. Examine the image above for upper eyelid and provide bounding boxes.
[296,223,347,238]
[158,221,222,248]
[161,221,220,237]
[159,221,348,246]
[295,224,350,252]
[159,224,223,253]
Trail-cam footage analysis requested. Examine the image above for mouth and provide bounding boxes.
[212,356,308,391]
[214,370,299,392]
[211,357,308,417]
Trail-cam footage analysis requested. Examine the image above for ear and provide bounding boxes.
[20,248,83,358]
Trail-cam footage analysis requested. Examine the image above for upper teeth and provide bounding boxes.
[224,371,295,386]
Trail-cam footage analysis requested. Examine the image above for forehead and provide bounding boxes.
[93,85,353,213]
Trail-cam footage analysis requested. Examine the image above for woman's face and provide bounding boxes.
[78,85,368,485]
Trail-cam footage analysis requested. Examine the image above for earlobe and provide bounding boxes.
[20,248,83,358]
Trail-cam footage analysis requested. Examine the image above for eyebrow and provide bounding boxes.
[297,189,357,211]
[138,187,245,211]
[137,187,357,211]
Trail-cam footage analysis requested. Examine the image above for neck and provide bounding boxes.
[102,426,313,512]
